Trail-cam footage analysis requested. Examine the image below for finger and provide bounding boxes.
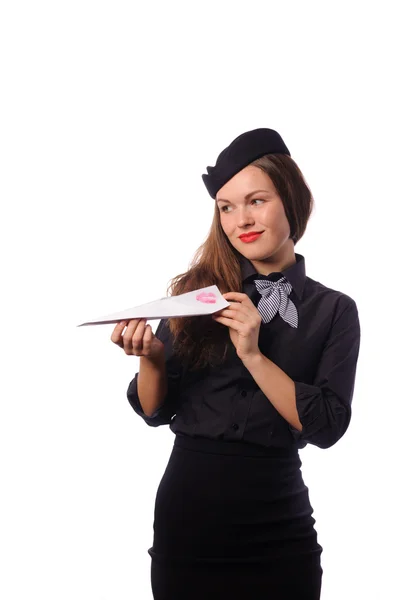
[142,323,153,355]
[110,320,128,346]
[213,308,236,319]
[223,292,248,300]
[215,306,254,321]
[212,315,241,331]
[214,309,261,329]
[120,318,144,353]
[123,318,143,341]
[130,319,148,354]
[223,292,255,308]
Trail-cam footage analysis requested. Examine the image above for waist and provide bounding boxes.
[174,433,299,458]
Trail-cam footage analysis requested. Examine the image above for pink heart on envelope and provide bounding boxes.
[196,291,217,304]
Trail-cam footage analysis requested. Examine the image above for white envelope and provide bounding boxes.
[77,285,231,327]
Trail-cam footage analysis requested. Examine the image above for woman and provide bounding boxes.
[111,128,361,599]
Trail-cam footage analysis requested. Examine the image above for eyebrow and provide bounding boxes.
[216,189,272,204]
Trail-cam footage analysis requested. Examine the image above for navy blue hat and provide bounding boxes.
[202,128,290,199]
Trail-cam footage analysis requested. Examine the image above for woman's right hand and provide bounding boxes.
[110,319,165,359]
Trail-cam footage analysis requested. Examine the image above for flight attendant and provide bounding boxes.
[111,128,361,599]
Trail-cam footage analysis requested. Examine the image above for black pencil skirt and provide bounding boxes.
[149,434,323,600]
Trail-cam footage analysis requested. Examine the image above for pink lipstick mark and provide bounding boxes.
[196,291,217,304]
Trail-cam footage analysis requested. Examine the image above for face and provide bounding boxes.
[216,165,295,273]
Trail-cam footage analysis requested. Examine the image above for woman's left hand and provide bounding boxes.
[212,292,262,361]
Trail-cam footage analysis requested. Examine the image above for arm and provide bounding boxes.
[137,353,168,417]
[241,353,302,432]
[243,295,361,449]
[127,318,183,427]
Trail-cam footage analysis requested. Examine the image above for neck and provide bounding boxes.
[250,241,296,276]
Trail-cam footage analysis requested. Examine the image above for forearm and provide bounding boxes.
[242,352,303,432]
[137,353,168,417]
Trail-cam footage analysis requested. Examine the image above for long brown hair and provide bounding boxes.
[165,153,314,372]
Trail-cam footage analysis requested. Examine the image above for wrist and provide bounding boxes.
[240,351,263,368]
[140,350,165,367]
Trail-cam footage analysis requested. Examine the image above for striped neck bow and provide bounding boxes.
[253,276,298,328]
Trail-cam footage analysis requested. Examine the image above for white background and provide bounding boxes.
[1,1,398,598]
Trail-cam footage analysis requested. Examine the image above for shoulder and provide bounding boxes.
[304,276,359,322]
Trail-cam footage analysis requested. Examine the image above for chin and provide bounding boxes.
[248,242,284,259]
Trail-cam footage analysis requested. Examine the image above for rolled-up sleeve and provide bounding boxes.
[289,296,361,449]
[126,318,183,427]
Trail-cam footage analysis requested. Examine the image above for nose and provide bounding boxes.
[236,206,255,227]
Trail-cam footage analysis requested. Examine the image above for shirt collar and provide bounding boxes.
[239,252,306,300]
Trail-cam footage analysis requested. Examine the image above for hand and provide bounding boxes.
[212,292,262,361]
[110,319,165,359]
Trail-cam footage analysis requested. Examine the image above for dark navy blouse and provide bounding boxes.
[126,253,361,450]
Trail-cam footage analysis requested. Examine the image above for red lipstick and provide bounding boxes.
[239,231,263,243]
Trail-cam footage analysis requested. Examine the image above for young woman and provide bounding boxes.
[111,128,361,599]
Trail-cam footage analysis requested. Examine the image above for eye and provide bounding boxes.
[220,199,265,213]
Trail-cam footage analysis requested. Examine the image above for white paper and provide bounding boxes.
[77,285,230,327]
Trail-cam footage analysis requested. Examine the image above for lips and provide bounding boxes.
[239,231,263,238]
[239,231,263,241]
[196,291,217,304]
